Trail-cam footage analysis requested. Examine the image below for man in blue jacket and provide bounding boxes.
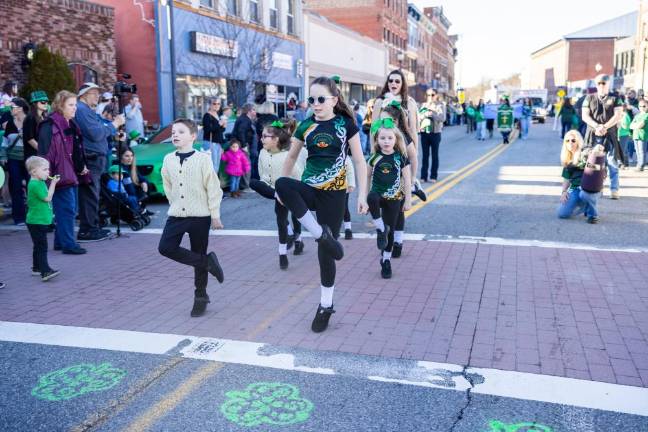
[75,82,125,242]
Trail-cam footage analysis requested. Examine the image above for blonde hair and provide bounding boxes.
[372,126,407,157]
[560,130,584,167]
[25,156,49,173]
[51,90,77,115]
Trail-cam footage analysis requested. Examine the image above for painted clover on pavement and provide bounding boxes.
[221,382,314,427]
[32,362,127,401]
[489,420,553,432]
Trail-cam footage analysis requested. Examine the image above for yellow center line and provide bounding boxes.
[406,137,515,217]
[123,362,223,432]
[409,141,508,206]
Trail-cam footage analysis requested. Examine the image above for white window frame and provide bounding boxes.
[249,0,260,23]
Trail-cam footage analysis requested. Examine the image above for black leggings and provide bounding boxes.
[344,193,351,223]
[367,192,402,252]
[250,180,301,244]
[275,177,346,287]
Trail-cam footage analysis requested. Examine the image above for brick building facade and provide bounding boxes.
[424,6,455,95]
[529,11,636,93]
[305,0,410,78]
[0,0,116,92]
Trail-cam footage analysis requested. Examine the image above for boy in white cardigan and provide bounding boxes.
[158,118,224,317]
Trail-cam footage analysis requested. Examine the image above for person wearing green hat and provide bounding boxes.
[24,91,50,163]
[128,129,141,148]
[107,164,141,212]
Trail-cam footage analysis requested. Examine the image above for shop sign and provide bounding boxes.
[272,52,293,71]
[190,31,238,58]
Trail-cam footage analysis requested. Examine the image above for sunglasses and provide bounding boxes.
[640,105,648,108]
[427,93,436,97]
[307,95,335,105]
[388,79,402,84]
[597,82,607,86]
[564,139,577,143]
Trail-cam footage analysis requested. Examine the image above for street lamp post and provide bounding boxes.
[160,0,177,120]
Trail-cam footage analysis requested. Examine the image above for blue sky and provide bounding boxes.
[413,0,639,87]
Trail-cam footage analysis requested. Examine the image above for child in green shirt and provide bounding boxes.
[25,156,60,281]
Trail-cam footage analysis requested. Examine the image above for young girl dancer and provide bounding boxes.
[367,118,412,279]
[275,76,368,333]
[379,102,416,258]
[250,119,307,270]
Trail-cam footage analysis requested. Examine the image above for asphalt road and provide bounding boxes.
[2,340,645,432]
[141,122,648,250]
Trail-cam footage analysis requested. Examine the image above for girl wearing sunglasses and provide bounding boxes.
[557,130,602,224]
[250,118,306,270]
[275,76,368,333]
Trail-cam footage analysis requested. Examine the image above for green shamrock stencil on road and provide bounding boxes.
[221,382,314,427]
[32,362,127,401]
[488,420,553,432]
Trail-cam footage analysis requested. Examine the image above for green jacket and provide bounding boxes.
[559,105,576,124]
[630,112,648,141]
[475,109,485,122]
[618,112,632,138]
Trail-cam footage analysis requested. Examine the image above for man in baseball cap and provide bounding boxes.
[75,82,125,242]
[581,73,625,201]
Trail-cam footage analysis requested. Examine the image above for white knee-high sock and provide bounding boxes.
[278,243,287,255]
[298,212,323,239]
[344,221,352,230]
[394,230,403,243]
[382,250,392,260]
[373,218,385,232]
[320,285,334,308]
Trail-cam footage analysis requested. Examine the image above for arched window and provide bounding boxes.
[68,63,98,89]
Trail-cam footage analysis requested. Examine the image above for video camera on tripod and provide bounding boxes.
[113,73,137,115]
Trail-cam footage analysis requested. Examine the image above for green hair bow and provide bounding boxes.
[270,120,284,128]
[331,75,341,84]
[387,99,402,109]
[370,117,396,135]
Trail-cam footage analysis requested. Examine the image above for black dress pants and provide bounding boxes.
[158,216,211,295]
[421,132,441,181]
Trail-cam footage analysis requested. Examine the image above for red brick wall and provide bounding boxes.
[0,0,116,91]
[306,0,409,67]
[93,0,160,125]
[567,39,615,82]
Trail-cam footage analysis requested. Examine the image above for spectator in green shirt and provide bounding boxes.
[630,99,648,171]
[25,156,60,281]
[559,97,577,138]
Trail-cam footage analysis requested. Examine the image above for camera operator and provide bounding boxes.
[75,82,125,242]
[581,74,625,200]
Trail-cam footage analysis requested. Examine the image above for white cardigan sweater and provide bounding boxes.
[161,151,223,219]
[258,148,307,188]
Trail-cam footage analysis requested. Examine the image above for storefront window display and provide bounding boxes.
[175,75,227,123]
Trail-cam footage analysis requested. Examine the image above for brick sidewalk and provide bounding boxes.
[1,229,647,387]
